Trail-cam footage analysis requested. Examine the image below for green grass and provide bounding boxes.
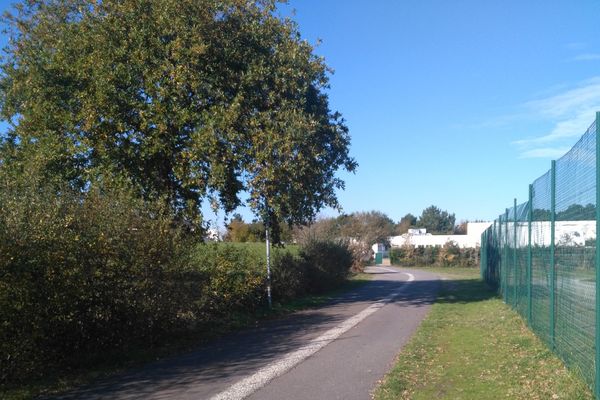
[2,270,371,400]
[374,266,594,400]
[218,241,300,258]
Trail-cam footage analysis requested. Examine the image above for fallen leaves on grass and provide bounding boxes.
[373,269,593,400]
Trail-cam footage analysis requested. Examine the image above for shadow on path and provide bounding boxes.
[49,270,490,399]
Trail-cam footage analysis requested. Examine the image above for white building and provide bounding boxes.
[204,227,222,242]
[389,222,492,249]
[506,220,596,247]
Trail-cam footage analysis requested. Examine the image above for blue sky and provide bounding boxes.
[2,1,600,228]
[272,0,600,225]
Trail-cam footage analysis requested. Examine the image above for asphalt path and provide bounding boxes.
[53,266,439,400]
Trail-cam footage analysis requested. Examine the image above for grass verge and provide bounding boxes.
[3,272,372,400]
[374,266,593,400]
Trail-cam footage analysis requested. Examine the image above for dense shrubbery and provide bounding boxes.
[299,240,354,293]
[0,178,194,382]
[390,241,479,267]
[0,177,355,384]
[293,216,376,273]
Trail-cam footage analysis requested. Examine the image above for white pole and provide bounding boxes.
[265,226,272,309]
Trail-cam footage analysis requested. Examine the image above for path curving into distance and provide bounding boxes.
[53,266,440,400]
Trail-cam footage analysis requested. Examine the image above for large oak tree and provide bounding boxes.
[0,0,356,233]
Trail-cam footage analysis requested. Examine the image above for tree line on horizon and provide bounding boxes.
[223,205,470,247]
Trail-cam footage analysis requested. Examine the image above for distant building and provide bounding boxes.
[520,220,595,247]
[389,222,492,249]
[204,228,222,242]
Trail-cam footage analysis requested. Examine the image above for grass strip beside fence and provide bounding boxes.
[374,267,593,400]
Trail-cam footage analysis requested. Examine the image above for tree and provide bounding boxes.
[225,214,293,243]
[293,216,340,245]
[418,205,456,234]
[395,213,417,234]
[337,211,396,247]
[0,0,356,233]
[225,214,253,242]
[293,211,394,272]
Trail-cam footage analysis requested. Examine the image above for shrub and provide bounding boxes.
[438,241,461,266]
[0,169,355,385]
[422,245,439,265]
[271,251,307,300]
[0,177,193,383]
[389,243,479,268]
[188,243,264,316]
[300,240,353,293]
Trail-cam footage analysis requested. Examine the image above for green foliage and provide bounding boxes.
[224,213,292,243]
[337,211,396,246]
[525,204,596,224]
[271,251,307,300]
[418,205,456,234]
[271,240,354,299]
[224,214,265,243]
[437,240,460,266]
[188,243,264,315]
[0,176,350,385]
[294,211,395,271]
[395,213,417,234]
[0,0,356,231]
[299,240,353,293]
[293,216,342,244]
[0,174,193,383]
[556,203,596,221]
[532,208,551,221]
[390,244,479,268]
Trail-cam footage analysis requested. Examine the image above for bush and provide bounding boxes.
[271,251,307,300]
[188,242,306,305]
[0,168,355,385]
[0,178,194,383]
[389,243,479,268]
[300,240,354,293]
[438,241,461,266]
[188,243,264,316]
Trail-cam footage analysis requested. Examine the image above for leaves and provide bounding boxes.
[0,0,356,229]
[418,205,456,234]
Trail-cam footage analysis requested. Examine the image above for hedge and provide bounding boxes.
[389,241,479,267]
[0,179,355,384]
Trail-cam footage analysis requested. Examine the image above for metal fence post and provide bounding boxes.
[493,220,497,288]
[595,111,600,400]
[514,198,518,308]
[498,216,503,296]
[528,184,533,325]
[550,159,556,350]
[505,208,509,304]
[481,230,486,281]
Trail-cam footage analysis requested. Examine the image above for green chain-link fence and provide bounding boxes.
[481,112,600,397]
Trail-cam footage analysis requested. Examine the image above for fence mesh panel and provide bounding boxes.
[554,126,596,386]
[481,117,598,394]
[516,201,529,317]
[531,171,552,344]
